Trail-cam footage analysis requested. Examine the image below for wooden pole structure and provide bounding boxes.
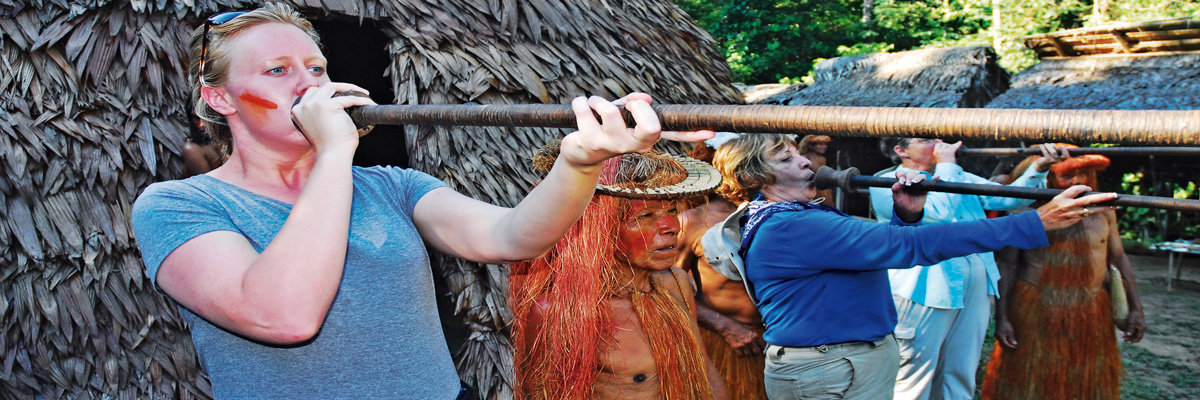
[350,103,1200,146]
[959,147,1200,157]
[814,166,1200,212]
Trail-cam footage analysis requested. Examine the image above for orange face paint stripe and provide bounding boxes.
[238,92,278,109]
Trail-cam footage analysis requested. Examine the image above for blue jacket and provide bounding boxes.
[744,205,1047,347]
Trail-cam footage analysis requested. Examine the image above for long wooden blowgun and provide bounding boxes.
[813,166,1200,213]
[350,103,1200,146]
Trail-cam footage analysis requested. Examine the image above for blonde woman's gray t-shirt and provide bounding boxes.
[132,166,459,399]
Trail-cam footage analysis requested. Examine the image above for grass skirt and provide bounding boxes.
[981,281,1121,400]
[699,323,767,400]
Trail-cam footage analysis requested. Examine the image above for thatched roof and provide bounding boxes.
[1023,17,1200,58]
[0,1,739,398]
[755,46,1010,108]
[735,82,802,103]
[1010,18,1200,110]
[985,53,1200,110]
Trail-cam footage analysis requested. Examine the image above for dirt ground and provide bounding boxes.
[1115,253,1200,399]
[976,251,1200,399]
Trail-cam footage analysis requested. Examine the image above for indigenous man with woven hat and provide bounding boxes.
[981,149,1147,400]
[512,142,729,400]
[677,138,768,400]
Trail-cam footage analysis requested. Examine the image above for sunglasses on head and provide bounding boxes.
[197,11,248,86]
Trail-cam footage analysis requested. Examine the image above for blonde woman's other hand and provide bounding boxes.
[1035,185,1117,230]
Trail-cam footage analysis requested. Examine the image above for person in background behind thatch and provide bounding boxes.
[869,138,1069,400]
[676,139,768,400]
[181,114,220,177]
[129,4,712,399]
[797,134,829,169]
[511,144,728,400]
[981,151,1146,400]
[797,134,833,202]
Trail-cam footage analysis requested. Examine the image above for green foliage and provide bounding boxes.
[872,0,993,49]
[869,0,1096,72]
[676,0,870,83]
[990,0,1091,71]
[838,42,894,56]
[673,0,727,28]
[1118,170,1200,243]
[674,0,1200,79]
[799,42,894,84]
[1103,0,1200,23]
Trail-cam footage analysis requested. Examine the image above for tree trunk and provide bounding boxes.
[862,0,875,24]
[992,0,1002,51]
[1093,0,1111,25]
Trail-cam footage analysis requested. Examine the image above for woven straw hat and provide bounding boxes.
[532,140,722,199]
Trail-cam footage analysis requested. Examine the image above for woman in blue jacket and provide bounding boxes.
[710,134,1116,400]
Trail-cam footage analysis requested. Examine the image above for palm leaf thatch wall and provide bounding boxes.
[0,2,205,398]
[0,0,739,398]
[746,46,1010,216]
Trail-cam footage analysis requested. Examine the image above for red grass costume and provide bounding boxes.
[511,151,713,400]
[698,324,767,399]
[981,153,1120,400]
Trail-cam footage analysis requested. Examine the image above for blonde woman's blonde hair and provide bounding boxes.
[188,3,320,156]
[712,134,797,203]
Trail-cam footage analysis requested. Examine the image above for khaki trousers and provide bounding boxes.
[763,335,899,400]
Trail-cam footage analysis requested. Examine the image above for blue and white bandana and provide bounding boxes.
[740,200,849,257]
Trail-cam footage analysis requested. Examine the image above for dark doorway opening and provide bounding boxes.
[310,18,408,169]
[308,18,470,356]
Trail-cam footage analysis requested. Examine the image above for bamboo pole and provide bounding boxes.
[958,147,1200,157]
[351,103,1200,146]
[814,166,1200,212]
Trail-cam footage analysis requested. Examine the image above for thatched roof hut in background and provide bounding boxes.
[990,17,1200,110]
[758,46,1009,108]
[743,46,1010,216]
[0,1,739,398]
[987,17,1200,240]
[735,82,801,104]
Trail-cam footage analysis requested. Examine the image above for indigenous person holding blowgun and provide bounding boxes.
[981,151,1147,400]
